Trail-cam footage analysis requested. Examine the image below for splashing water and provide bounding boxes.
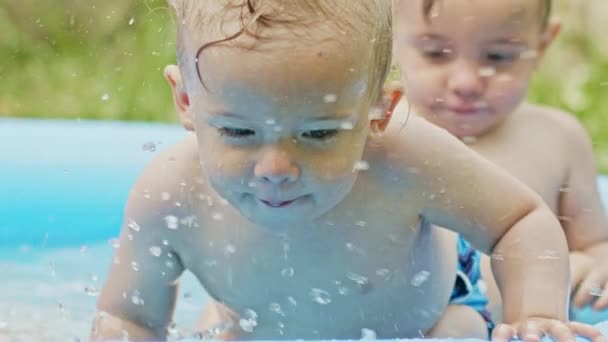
[131,291,144,306]
[149,246,162,257]
[323,94,338,103]
[411,270,431,287]
[309,288,332,305]
[281,267,295,277]
[353,161,370,172]
[142,142,156,152]
[164,215,179,230]
[361,328,377,340]
[239,309,258,333]
[84,285,100,297]
[269,302,286,316]
[127,219,141,232]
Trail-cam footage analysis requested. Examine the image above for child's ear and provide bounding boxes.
[538,18,562,60]
[164,64,194,131]
[370,81,404,133]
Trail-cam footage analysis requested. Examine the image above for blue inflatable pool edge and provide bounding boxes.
[107,321,608,342]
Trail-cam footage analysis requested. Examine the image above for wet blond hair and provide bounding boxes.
[168,0,392,102]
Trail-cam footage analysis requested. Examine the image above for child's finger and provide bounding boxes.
[546,321,576,342]
[491,323,516,342]
[519,321,543,342]
[592,282,608,310]
[574,270,605,308]
[568,321,607,342]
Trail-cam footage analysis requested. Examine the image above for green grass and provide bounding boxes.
[0,1,606,172]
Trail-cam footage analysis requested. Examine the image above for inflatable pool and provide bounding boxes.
[1,118,607,341]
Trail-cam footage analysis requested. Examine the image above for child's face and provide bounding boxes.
[394,0,555,138]
[189,40,374,230]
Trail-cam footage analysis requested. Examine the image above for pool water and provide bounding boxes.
[1,119,607,341]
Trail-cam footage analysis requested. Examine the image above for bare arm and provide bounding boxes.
[92,146,192,341]
[557,115,608,255]
[390,117,570,323]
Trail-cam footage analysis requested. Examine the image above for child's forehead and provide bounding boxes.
[396,0,541,32]
[196,41,371,99]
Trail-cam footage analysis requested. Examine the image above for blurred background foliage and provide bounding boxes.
[0,0,606,171]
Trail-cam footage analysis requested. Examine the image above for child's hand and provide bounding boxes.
[573,260,608,310]
[492,319,607,342]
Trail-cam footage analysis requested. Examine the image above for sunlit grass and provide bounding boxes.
[0,0,606,172]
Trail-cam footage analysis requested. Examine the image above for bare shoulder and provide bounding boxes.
[518,103,592,145]
[125,134,201,241]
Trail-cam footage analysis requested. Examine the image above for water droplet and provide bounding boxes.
[162,239,169,246]
[479,67,496,77]
[411,270,431,287]
[224,244,236,255]
[127,218,141,232]
[355,221,368,227]
[91,273,99,282]
[131,261,139,271]
[143,189,151,199]
[131,291,144,305]
[149,246,162,257]
[340,121,355,130]
[84,285,100,297]
[281,267,295,277]
[538,250,560,260]
[239,309,258,333]
[142,142,156,152]
[309,288,332,305]
[128,17,135,25]
[161,192,171,201]
[361,328,377,340]
[265,119,276,125]
[164,215,179,230]
[323,94,338,103]
[165,260,175,269]
[269,302,286,316]
[288,296,297,306]
[376,268,392,281]
[101,93,110,101]
[335,280,353,296]
[346,272,372,293]
[212,212,224,221]
[353,161,370,172]
[346,242,366,256]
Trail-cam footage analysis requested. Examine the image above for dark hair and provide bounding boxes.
[422,0,552,29]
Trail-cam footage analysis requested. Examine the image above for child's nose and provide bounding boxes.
[448,61,485,100]
[254,147,300,185]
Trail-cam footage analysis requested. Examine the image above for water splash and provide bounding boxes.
[411,270,431,287]
[353,161,370,172]
[127,218,141,232]
[164,215,179,230]
[309,288,332,305]
[281,267,295,277]
[149,246,162,257]
[269,302,286,316]
[239,309,258,333]
[142,142,156,152]
[323,94,338,103]
[84,285,100,297]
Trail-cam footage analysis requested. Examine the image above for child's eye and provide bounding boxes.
[485,52,516,64]
[421,47,452,61]
[301,129,339,140]
[217,127,255,138]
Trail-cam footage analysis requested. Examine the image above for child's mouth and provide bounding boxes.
[259,198,298,208]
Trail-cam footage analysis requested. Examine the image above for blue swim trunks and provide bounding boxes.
[449,236,495,337]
